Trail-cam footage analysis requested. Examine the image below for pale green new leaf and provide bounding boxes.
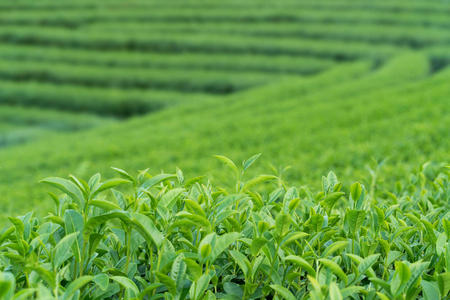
[284,255,316,277]
[0,272,15,299]
[52,232,79,270]
[322,241,348,258]
[40,177,85,209]
[111,276,139,299]
[275,212,291,237]
[329,282,343,300]
[230,250,250,277]
[270,285,296,300]
[422,280,440,300]
[213,155,240,179]
[318,258,348,284]
[60,276,94,300]
[241,175,277,193]
[63,210,84,262]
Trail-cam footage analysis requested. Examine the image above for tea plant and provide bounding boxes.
[1,155,450,299]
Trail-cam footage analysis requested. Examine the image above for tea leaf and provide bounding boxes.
[213,155,239,180]
[40,177,85,209]
[270,285,296,300]
[318,258,348,284]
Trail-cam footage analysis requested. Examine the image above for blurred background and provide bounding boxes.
[0,0,450,220]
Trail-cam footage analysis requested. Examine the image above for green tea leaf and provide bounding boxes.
[40,177,85,209]
[284,255,316,277]
[213,155,240,179]
[329,282,343,300]
[241,175,277,193]
[52,232,79,270]
[154,271,177,295]
[230,250,250,277]
[60,276,94,300]
[0,272,15,299]
[251,236,268,256]
[91,178,131,199]
[243,153,262,172]
[437,272,450,297]
[318,258,348,284]
[275,212,291,237]
[422,281,440,300]
[63,209,84,262]
[270,285,296,300]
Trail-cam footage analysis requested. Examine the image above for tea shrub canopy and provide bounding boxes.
[1,0,450,298]
[1,155,450,299]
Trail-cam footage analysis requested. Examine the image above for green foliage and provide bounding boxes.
[1,156,450,299]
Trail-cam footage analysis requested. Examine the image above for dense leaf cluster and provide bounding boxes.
[1,156,450,299]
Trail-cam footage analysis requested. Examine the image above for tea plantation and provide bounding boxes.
[0,0,450,299]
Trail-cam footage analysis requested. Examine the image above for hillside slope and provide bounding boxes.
[1,53,449,220]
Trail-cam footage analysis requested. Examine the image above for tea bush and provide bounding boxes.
[1,155,450,299]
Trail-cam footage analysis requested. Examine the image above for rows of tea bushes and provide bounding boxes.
[0,60,285,94]
[1,7,450,28]
[0,81,212,117]
[1,155,450,299]
[0,107,113,148]
[0,27,403,60]
[87,21,450,49]
[1,0,450,14]
[0,106,112,131]
[2,54,449,219]
[0,45,335,75]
